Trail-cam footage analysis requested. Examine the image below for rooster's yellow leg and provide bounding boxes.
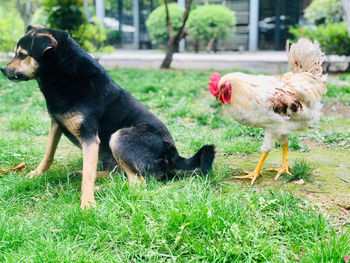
[234,152,269,185]
[267,142,291,180]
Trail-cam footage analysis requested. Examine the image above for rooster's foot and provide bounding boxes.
[267,163,291,181]
[234,152,269,185]
[234,171,261,185]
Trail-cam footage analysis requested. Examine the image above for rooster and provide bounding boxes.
[208,39,327,185]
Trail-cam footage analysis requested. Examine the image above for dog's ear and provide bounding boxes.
[31,33,59,58]
[26,25,44,33]
[31,29,69,58]
[50,29,69,43]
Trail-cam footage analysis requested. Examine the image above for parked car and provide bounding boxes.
[259,15,297,49]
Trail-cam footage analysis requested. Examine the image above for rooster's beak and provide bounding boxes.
[216,94,222,101]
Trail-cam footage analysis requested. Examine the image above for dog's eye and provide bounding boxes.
[18,53,27,59]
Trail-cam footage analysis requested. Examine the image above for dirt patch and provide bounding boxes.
[301,190,350,228]
[223,148,350,228]
[322,103,350,119]
[302,138,327,150]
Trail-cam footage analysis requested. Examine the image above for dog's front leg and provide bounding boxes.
[29,120,62,178]
[80,136,100,209]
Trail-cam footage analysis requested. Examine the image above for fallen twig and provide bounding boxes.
[0,163,26,174]
[302,189,330,194]
[337,176,349,183]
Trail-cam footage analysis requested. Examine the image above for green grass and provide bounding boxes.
[0,67,349,261]
[284,159,314,182]
[1,176,348,262]
[325,83,350,105]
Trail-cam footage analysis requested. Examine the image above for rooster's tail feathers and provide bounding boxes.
[286,38,325,78]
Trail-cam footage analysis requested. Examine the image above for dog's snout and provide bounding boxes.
[0,66,6,75]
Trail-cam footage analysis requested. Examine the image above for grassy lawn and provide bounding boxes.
[0,66,349,262]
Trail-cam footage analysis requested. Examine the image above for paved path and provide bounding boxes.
[1,49,348,73]
[98,50,289,73]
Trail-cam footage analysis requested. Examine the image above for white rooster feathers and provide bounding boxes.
[210,39,327,152]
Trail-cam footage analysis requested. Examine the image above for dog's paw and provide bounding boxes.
[27,169,41,179]
[80,196,96,210]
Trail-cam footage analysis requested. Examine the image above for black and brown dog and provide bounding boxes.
[1,26,215,209]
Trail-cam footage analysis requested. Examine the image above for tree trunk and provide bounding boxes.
[16,0,37,31]
[206,37,216,53]
[160,39,177,69]
[213,38,218,53]
[160,0,193,69]
[194,39,200,53]
[342,0,350,36]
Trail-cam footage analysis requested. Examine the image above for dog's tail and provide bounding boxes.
[175,145,215,173]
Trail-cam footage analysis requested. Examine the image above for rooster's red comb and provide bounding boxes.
[208,72,221,97]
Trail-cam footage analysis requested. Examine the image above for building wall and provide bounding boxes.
[119,0,310,51]
[225,0,250,51]
[193,0,308,51]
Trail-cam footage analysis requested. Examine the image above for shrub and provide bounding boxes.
[43,0,86,32]
[43,0,113,54]
[187,4,236,50]
[0,11,24,52]
[289,26,314,41]
[100,45,115,54]
[73,17,111,53]
[289,23,350,55]
[145,3,185,44]
[105,29,121,45]
[304,0,342,25]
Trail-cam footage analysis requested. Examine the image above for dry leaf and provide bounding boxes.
[0,163,26,174]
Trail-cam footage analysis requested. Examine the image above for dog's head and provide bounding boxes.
[0,25,68,82]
